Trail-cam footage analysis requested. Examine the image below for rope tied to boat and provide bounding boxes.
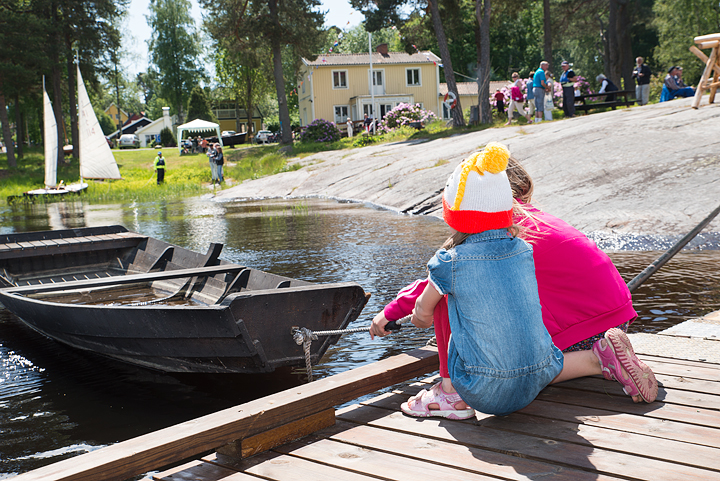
[292,315,412,382]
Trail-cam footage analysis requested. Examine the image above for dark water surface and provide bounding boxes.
[1,197,719,478]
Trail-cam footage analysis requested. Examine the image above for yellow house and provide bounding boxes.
[439,81,508,119]
[298,44,442,127]
[211,102,264,134]
[104,103,128,125]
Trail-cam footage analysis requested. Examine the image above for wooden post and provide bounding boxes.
[711,69,720,104]
[691,45,719,109]
[691,33,720,109]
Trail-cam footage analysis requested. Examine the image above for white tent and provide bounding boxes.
[176,118,223,152]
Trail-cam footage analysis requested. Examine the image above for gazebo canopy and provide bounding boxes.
[176,119,222,152]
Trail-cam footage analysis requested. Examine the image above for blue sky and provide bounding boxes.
[123,0,364,77]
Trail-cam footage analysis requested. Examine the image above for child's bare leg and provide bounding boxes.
[551,342,642,403]
[551,350,601,383]
[439,377,470,410]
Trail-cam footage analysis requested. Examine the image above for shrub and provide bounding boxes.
[298,118,341,143]
[160,127,176,147]
[353,135,381,147]
[378,103,437,133]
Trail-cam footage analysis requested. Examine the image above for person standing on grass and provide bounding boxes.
[560,61,578,117]
[207,143,218,184]
[493,89,505,119]
[153,151,165,185]
[505,73,531,125]
[633,57,651,106]
[533,62,549,123]
[213,144,224,185]
[544,73,555,121]
[525,77,535,118]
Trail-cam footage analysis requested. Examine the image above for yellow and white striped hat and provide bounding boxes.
[442,142,513,233]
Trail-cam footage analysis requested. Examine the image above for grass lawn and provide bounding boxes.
[0,116,518,206]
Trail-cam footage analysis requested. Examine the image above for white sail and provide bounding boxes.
[77,65,121,180]
[43,80,58,188]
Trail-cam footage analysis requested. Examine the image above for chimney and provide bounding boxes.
[376,43,389,56]
[162,107,171,128]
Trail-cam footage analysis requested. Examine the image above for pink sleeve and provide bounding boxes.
[383,279,430,321]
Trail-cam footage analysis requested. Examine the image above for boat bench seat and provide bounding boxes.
[0,232,148,260]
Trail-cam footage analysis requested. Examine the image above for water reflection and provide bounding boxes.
[1,197,720,476]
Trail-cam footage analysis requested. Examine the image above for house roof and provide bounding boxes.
[107,117,152,138]
[134,116,167,136]
[104,102,128,117]
[439,81,509,97]
[303,51,441,67]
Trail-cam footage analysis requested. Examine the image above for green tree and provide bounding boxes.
[147,0,206,123]
[0,0,49,168]
[201,0,325,144]
[321,24,403,53]
[653,0,719,84]
[95,108,116,135]
[214,46,271,134]
[186,85,217,122]
[352,0,466,125]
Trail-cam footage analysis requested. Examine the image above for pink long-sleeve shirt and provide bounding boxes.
[384,204,636,372]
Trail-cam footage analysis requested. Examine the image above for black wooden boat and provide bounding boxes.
[0,226,369,374]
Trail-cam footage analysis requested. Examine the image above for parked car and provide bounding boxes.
[254,130,273,144]
[221,130,236,137]
[118,134,140,149]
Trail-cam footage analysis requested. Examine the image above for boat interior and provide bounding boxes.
[0,226,310,306]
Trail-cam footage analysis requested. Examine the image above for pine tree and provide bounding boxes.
[147,0,206,124]
[186,85,217,123]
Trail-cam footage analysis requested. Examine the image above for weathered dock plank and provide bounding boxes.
[155,354,720,481]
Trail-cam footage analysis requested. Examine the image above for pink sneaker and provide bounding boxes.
[592,328,658,403]
[401,382,475,420]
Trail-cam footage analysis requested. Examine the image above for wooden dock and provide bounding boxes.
[11,330,720,481]
[155,354,720,481]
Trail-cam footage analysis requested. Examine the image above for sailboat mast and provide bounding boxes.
[75,52,83,185]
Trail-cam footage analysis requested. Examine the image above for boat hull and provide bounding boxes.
[0,226,369,374]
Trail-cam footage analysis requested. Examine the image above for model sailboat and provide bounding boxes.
[22,66,121,198]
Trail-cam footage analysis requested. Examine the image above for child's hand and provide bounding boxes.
[369,312,392,339]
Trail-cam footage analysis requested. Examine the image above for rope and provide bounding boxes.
[292,315,412,382]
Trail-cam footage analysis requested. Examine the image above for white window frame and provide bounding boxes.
[369,69,385,95]
[332,70,348,89]
[406,68,421,87]
[334,105,349,124]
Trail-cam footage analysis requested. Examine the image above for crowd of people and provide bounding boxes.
[495,55,695,123]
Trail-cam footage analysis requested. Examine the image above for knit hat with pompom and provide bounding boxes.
[442,142,513,233]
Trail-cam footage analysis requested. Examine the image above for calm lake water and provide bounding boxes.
[1,196,720,478]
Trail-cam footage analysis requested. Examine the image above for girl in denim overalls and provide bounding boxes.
[402,143,656,417]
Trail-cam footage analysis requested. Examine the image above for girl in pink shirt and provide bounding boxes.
[370,155,657,419]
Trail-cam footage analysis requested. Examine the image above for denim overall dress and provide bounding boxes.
[427,229,564,415]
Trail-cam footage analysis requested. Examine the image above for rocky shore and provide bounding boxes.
[217,96,720,237]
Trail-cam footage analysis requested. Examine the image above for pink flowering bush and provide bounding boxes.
[299,118,341,143]
[378,103,437,132]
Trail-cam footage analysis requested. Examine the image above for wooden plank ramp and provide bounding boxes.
[153,353,720,481]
